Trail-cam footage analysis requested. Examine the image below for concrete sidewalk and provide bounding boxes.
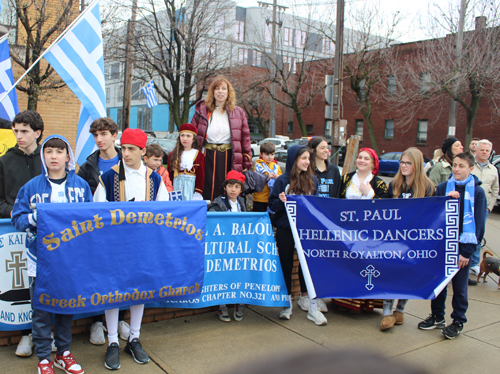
[3,213,500,373]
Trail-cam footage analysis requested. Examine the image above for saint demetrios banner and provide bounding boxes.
[35,201,206,314]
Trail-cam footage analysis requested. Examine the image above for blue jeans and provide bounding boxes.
[431,260,470,324]
[30,277,73,361]
[471,210,489,268]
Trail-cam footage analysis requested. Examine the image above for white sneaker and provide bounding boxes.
[317,298,328,313]
[307,307,327,326]
[279,307,292,320]
[470,265,480,276]
[51,332,57,352]
[15,334,33,356]
[297,296,309,311]
[90,321,107,345]
[118,321,130,341]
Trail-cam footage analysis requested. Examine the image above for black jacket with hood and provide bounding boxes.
[0,144,42,218]
[77,147,121,194]
[268,145,318,230]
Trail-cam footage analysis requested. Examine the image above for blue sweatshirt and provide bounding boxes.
[11,135,93,273]
[268,145,318,230]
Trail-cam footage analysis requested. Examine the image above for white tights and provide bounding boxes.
[105,304,144,345]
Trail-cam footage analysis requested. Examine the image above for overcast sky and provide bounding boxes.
[235,0,481,43]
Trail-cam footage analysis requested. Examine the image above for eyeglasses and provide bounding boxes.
[399,161,412,167]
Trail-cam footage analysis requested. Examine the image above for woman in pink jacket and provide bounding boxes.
[191,75,252,201]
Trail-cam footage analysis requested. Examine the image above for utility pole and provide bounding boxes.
[270,0,277,138]
[330,0,345,165]
[447,0,466,138]
[259,1,287,138]
[121,0,139,130]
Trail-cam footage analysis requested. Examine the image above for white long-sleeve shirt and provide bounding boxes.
[94,162,170,202]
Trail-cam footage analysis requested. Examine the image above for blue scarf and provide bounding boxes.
[446,174,477,244]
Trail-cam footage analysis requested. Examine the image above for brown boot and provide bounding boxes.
[394,311,404,325]
[380,315,396,331]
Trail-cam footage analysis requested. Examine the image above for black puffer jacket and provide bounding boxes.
[0,144,42,218]
[208,195,246,212]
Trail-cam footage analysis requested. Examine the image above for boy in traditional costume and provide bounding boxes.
[94,128,169,369]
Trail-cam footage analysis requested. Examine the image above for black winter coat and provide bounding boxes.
[0,144,42,218]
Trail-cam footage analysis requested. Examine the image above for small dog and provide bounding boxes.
[477,250,500,288]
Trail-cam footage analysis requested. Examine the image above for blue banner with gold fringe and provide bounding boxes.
[34,201,206,314]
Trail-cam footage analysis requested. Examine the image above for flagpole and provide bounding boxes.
[0,0,100,105]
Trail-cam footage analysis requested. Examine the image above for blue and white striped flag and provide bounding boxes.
[44,0,105,166]
[0,36,19,121]
[142,80,159,108]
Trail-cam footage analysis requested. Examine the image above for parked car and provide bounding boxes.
[148,138,177,164]
[378,152,432,176]
[252,149,288,171]
[378,152,402,176]
[251,137,289,157]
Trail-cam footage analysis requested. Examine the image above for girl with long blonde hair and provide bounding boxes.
[381,147,435,331]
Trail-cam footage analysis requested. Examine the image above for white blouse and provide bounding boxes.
[345,171,375,200]
[206,109,231,144]
[180,149,197,171]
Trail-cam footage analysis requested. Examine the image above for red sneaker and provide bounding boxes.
[38,360,55,374]
[54,351,84,374]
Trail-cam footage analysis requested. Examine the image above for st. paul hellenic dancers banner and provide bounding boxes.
[286,196,459,300]
[35,201,206,314]
[149,212,289,309]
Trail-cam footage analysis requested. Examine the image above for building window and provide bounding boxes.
[117,108,123,130]
[206,43,216,62]
[215,14,224,34]
[238,49,248,65]
[417,120,428,144]
[131,81,142,101]
[137,106,152,132]
[355,119,363,141]
[265,24,272,42]
[292,58,301,74]
[283,28,293,46]
[323,37,334,54]
[387,75,397,95]
[306,124,313,134]
[420,72,432,96]
[110,63,120,80]
[287,121,293,133]
[252,51,261,67]
[295,30,306,48]
[248,118,260,134]
[235,21,244,42]
[106,87,110,103]
[324,120,332,138]
[283,56,292,72]
[117,85,123,102]
[106,108,110,117]
[385,119,394,139]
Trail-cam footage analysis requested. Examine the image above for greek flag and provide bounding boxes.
[142,80,159,108]
[43,0,105,166]
[0,36,19,121]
